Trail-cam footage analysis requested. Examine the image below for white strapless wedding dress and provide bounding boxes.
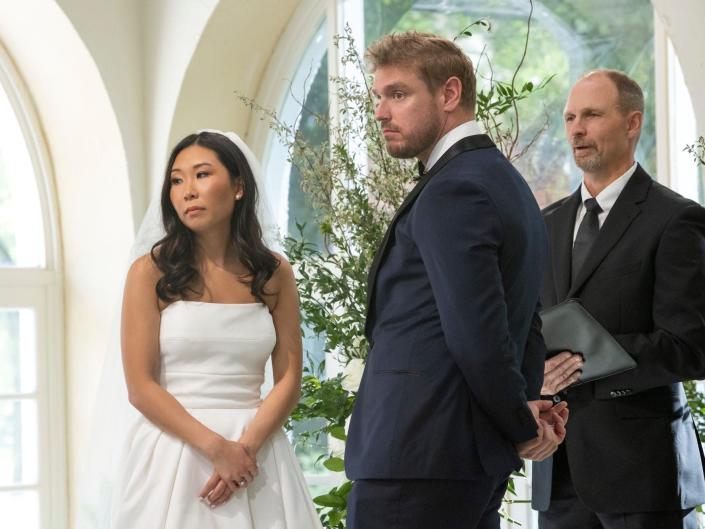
[110,301,322,529]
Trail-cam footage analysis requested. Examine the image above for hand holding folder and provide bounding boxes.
[540,299,637,386]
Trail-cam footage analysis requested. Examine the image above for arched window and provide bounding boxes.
[261,12,334,495]
[0,44,66,529]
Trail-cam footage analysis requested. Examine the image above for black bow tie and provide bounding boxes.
[415,161,426,180]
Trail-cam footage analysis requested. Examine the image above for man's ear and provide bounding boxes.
[626,110,643,139]
[441,76,463,112]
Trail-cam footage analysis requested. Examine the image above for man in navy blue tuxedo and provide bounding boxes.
[532,70,705,529]
[344,32,567,529]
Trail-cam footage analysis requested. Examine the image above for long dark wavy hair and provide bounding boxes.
[151,131,279,303]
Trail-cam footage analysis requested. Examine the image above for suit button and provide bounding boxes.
[610,391,618,397]
[625,389,632,394]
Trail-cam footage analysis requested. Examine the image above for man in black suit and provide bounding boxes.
[532,69,705,529]
[344,32,567,529]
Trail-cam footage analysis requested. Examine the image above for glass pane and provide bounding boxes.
[0,309,37,395]
[272,21,330,476]
[287,49,328,248]
[0,489,39,529]
[667,40,700,203]
[0,399,38,486]
[363,0,655,207]
[290,54,331,474]
[0,79,46,267]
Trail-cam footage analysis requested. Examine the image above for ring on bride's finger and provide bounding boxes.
[239,480,246,486]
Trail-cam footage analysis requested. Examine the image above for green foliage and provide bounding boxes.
[243,28,416,368]
[312,480,353,529]
[686,380,705,441]
[461,0,554,162]
[455,18,492,39]
[286,368,355,446]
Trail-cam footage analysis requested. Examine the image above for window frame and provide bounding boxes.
[654,10,702,203]
[0,42,66,529]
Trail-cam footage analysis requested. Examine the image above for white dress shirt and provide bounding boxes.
[573,162,638,242]
[424,120,483,173]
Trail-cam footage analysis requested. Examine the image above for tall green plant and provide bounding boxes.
[241,3,551,526]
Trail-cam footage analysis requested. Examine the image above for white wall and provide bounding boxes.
[141,0,221,195]
[55,0,222,212]
[54,0,148,225]
[652,0,705,134]
[169,0,301,165]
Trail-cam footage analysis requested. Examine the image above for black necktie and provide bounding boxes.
[572,198,602,284]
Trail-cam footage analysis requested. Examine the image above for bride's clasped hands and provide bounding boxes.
[199,436,259,508]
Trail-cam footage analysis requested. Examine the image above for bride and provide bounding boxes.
[109,130,322,528]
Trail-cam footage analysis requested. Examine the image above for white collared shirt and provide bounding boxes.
[572,162,638,242]
[424,120,483,172]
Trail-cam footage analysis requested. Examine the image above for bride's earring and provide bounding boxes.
[235,193,243,200]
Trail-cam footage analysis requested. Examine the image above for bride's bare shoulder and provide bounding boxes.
[268,252,294,285]
[126,253,162,286]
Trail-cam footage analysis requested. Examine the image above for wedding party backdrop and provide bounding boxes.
[0,1,703,528]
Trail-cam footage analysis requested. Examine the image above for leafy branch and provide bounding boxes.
[463,0,553,161]
[684,136,705,166]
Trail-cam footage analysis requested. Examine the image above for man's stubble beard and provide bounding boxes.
[384,112,444,159]
[573,150,603,173]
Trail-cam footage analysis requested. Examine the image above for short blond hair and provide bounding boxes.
[365,31,476,112]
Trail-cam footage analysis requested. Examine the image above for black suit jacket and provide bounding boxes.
[532,165,705,512]
[345,135,548,480]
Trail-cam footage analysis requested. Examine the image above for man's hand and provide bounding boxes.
[540,400,569,434]
[516,400,568,461]
[542,351,583,395]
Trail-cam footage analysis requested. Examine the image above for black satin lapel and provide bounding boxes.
[426,134,495,177]
[366,170,433,301]
[567,168,651,297]
[364,134,496,337]
[551,191,581,301]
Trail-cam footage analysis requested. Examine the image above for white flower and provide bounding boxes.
[342,358,365,393]
[351,335,365,350]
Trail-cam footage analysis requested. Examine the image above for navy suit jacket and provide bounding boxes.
[532,165,705,512]
[345,135,548,479]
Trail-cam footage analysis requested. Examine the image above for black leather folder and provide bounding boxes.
[540,298,637,386]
